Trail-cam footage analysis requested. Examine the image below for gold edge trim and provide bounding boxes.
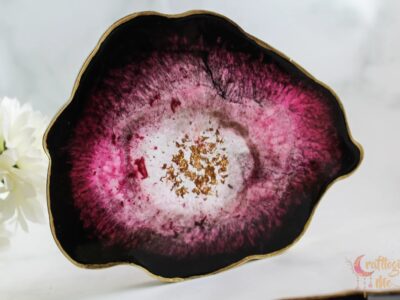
[42,10,364,283]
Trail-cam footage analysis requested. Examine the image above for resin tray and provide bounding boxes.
[44,11,362,281]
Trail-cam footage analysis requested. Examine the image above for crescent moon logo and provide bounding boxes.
[353,255,374,277]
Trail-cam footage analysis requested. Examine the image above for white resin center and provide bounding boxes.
[134,111,252,216]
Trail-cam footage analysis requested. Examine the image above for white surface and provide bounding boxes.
[1,0,399,299]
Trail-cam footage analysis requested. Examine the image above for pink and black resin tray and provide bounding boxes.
[44,11,362,280]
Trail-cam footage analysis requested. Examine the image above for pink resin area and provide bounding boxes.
[69,44,343,258]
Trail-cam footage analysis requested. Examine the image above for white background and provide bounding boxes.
[1,0,400,299]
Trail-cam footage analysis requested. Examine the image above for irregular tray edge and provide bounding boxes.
[42,10,364,282]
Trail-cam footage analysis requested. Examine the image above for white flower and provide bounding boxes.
[0,97,48,236]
